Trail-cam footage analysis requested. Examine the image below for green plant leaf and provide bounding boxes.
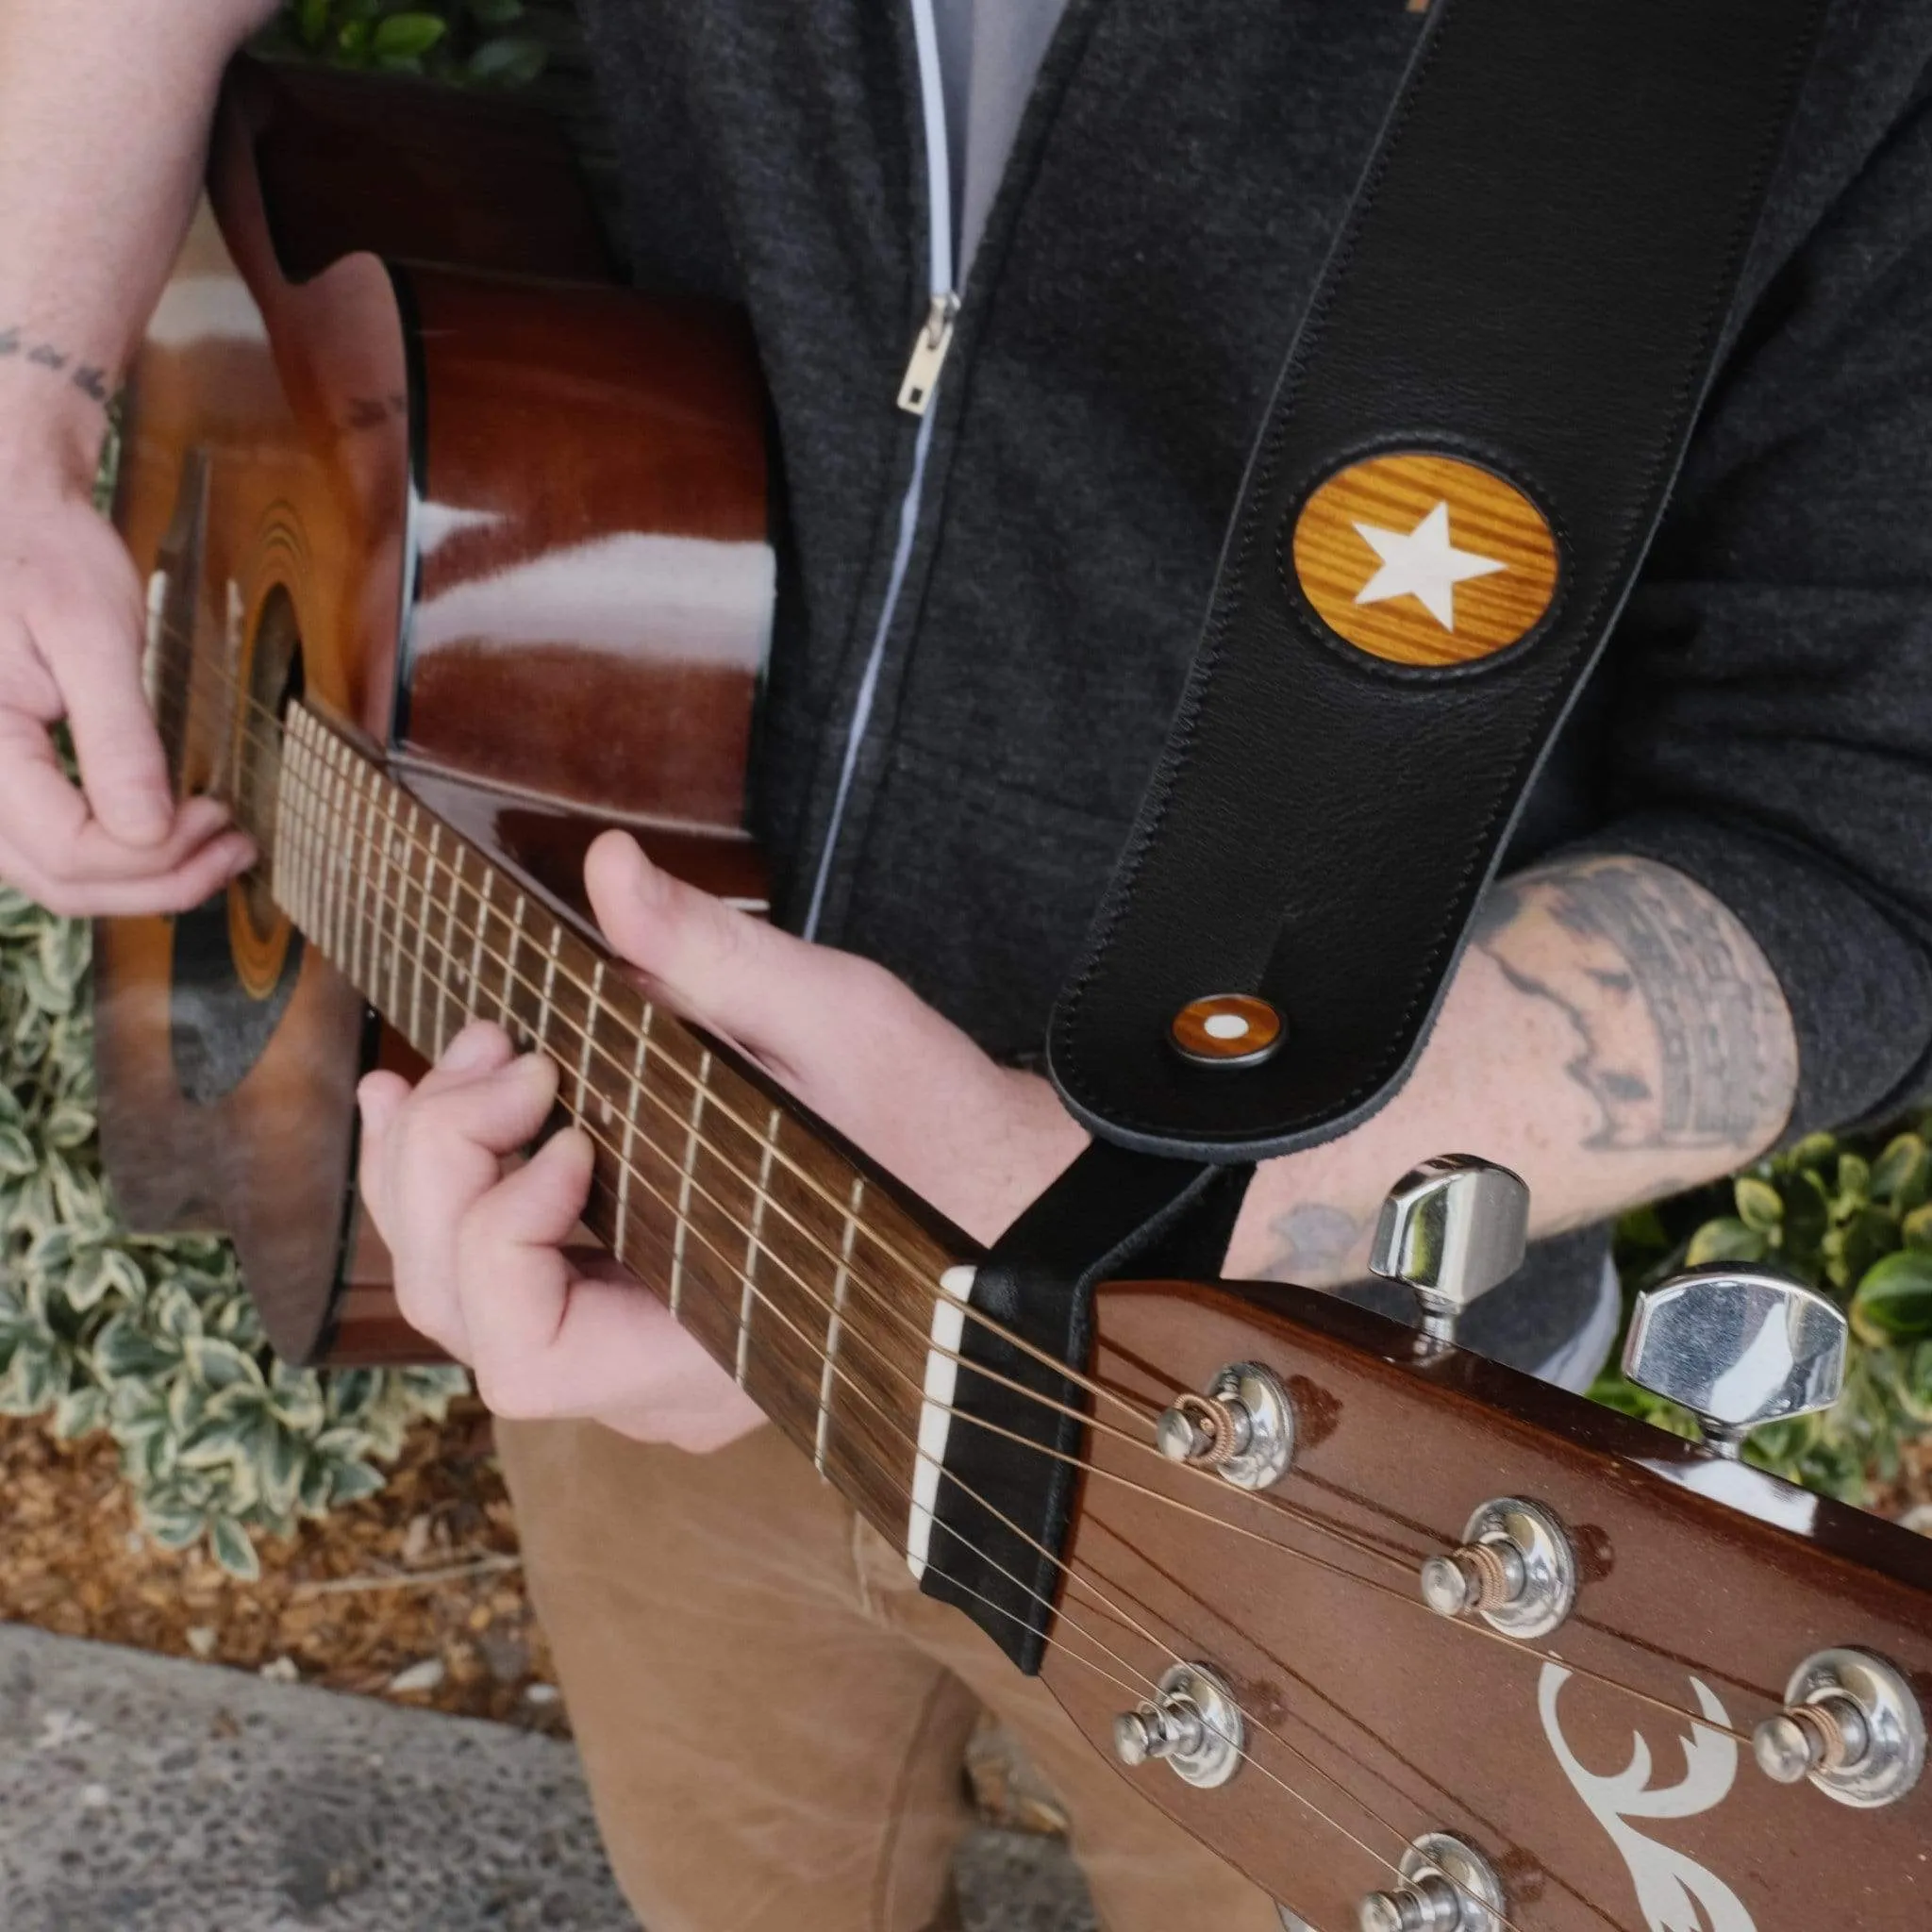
[1852,1248,1932,1347]
[209,1515,261,1581]
[467,0,525,23]
[51,1385,108,1441]
[1684,1217,1767,1266]
[371,11,447,57]
[325,1458,386,1506]
[1871,1132,1927,1204]
[1735,1175,1784,1233]
[0,1123,36,1178]
[467,34,547,85]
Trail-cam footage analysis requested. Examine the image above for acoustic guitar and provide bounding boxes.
[95,59,1932,1932]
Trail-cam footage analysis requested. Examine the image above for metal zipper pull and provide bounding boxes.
[896,291,958,415]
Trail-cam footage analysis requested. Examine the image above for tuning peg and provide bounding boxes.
[1623,1264,1847,1459]
[1369,1156,1530,1346]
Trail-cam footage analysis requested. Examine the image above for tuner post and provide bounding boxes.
[1418,1497,1576,1639]
[1357,1833,1506,1932]
[1752,1648,1924,1807]
[1154,1363,1294,1491]
[1110,1661,1243,1790]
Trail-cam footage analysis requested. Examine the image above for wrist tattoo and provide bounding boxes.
[0,325,113,408]
[1473,857,1795,1156]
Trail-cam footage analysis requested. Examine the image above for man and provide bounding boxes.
[4,1,1930,1925]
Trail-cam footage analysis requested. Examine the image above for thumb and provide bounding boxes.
[583,830,837,1065]
[42,591,175,846]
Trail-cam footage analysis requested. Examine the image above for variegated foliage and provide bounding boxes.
[0,885,466,1578]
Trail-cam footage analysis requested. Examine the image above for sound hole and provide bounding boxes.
[169,588,305,1107]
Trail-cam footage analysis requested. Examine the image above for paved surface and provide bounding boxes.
[0,1624,1093,1931]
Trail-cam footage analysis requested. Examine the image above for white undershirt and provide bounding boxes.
[929,0,1071,282]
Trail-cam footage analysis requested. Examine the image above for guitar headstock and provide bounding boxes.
[1045,1265,1932,1931]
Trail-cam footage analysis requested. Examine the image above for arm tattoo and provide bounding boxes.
[1254,1201,1365,1285]
[1473,858,1795,1155]
[0,325,113,407]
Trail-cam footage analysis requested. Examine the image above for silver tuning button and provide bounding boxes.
[1623,1264,1847,1459]
[1752,1648,1924,1807]
[1370,1156,1530,1346]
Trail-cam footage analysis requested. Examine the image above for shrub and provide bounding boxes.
[260,0,555,88]
[0,884,466,1578]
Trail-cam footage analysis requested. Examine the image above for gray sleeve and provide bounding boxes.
[1565,77,1932,1138]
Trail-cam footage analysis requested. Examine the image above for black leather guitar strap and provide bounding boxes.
[922,0,1826,1670]
[1046,0,1826,1160]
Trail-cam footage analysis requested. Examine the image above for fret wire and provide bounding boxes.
[613,1005,652,1270]
[432,828,460,1056]
[354,758,386,997]
[670,1052,710,1318]
[379,781,408,1023]
[296,716,325,938]
[735,1108,782,1387]
[575,958,606,1117]
[389,791,410,1039]
[345,758,373,994]
[535,917,563,1056]
[355,760,391,1008]
[814,1175,866,1476]
[328,735,358,971]
[410,805,436,1051]
[319,732,348,965]
[499,890,525,1037]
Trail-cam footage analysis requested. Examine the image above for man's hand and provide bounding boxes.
[0,481,253,914]
[355,829,1089,1451]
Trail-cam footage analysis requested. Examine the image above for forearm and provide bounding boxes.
[0,0,275,485]
[1224,855,1800,1287]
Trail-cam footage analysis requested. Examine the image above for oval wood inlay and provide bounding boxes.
[1289,452,1558,667]
[1171,993,1284,1066]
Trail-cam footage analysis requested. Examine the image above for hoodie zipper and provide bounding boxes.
[800,0,960,941]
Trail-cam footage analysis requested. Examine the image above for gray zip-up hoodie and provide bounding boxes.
[577,0,1932,1366]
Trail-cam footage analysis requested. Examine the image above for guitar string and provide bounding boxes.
[147,651,1772,1740]
[151,650,1176,1422]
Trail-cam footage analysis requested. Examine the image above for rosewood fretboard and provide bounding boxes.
[262,700,972,1550]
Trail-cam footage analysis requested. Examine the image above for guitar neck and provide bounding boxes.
[258,699,974,1549]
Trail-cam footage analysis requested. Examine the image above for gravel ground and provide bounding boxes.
[0,1623,1093,1932]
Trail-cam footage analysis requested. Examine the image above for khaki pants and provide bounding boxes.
[498,1418,1284,1932]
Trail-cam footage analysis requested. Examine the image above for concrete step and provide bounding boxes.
[0,1624,1092,1931]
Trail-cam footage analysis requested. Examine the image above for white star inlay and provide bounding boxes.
[1351,500,1507,633]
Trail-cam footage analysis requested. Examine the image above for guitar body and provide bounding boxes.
[94,61,773,1366]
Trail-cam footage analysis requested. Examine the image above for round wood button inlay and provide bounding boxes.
[1171,994,1285,1066]
[1289,452,1558,667]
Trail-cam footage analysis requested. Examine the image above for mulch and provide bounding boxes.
[0,1397,567,1734]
